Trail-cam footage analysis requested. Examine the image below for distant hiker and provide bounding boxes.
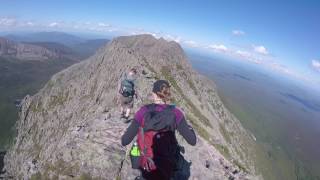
[118,68,138,120]
[121,80,197,180]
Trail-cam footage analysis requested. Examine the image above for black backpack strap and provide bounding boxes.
[163,104,175,112]
[145,103,157,112]
[143,104,177,131]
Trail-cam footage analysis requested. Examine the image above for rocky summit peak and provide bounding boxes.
[3,35,261,179]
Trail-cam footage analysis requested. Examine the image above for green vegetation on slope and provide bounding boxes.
[218,89,298,180]
[0,57,75,150]
[160,66,211,127]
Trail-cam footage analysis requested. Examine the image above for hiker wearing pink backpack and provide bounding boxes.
[121,80,196,180]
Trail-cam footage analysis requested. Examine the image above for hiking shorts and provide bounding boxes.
[120,95,134,109]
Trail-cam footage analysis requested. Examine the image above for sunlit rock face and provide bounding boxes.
[4,35,261,180]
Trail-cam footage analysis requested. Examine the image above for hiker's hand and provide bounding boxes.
[145,161,153,172]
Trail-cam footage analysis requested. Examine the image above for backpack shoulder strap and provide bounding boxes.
[140,104,156,126]
[145,103,157,112]
[164,104,175,112]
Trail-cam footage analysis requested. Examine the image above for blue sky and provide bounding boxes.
[0,0,319,87]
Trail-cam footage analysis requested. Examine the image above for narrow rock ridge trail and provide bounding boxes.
[4,34,262,179]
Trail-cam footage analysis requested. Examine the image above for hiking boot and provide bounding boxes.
[120,112,125,118]
[122,116,131,123]
[134,176,145,180]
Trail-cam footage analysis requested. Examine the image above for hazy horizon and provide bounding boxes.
[189,52,320,179]
[1,0,319,90]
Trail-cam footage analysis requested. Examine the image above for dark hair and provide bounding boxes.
[153,80,171,103]
[130,68,137,74]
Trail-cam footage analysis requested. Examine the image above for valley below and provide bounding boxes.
[189,52,320,180]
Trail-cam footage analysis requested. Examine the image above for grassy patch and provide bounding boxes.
[30,172,42,180]
[160,66,211,127]
[30,99,43,113]
[141,57,157,74]
[219,123,231,143]
[115,175,121,180]
[79,173,93,180]
[160,66,183,95]
[176,63,183,70]
[213,144,231,159]
[185,98,211,127]
[186,114,211,142]
[48,91,69,108]
[42,159,80,177]
[187,78,198,95]
[233,159,249,173]
[0,57,75,150]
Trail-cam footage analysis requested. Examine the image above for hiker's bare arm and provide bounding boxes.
[121,120,139,146]
[177,117,197,146]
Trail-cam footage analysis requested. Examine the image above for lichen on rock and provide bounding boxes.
[4,35,262,179]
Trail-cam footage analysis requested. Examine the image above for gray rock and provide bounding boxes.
[4,34,262,179]
[0,37,76,61]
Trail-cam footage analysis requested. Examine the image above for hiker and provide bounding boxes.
[118,68,138,119]
[121,80,197,180]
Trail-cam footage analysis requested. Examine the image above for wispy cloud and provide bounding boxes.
[235,50,262,64]
[98,22,111,27]
[312,60,320,72]
[163,34,181,43]
[207,44,228,52]
[235,50,250,57]
[253,45,268,55]
[183,40,199,47]
[48,22,59,27]
[25,21,35,26]
[0,17,17,27]
[232,30,245,36]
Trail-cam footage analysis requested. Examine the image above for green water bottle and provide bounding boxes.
[130,142,140,169]
[130,142,140,156]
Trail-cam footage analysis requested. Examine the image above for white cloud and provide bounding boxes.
[48,22,59,27]
[232,30,245,36]
[312,60,320,72]
[235,50,262,64]
[26,21,34,26]
[208,44,228,52]
[163,34,181,43]
[236,50,250,57]
[183,40,199,47]
[0,17,17,27]
[146,32,158,37]
[253,45,268,55]
[269,62,291,74]
[98,22,111,27]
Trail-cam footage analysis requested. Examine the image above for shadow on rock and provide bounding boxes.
[0,151,6,175]
[173,152,192,180]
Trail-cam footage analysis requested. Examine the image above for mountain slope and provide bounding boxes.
[0,37,59,61]
[0,37,78,61]
[5,32,85,46]
[4,35,261,179]
[69,39,110,59]
[0,35,108,152]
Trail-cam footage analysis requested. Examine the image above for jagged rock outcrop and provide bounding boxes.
[4,35,262,179]
[0,37,74,61]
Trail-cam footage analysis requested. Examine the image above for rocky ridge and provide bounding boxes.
[0,37,75,61]
[4,35,262,179]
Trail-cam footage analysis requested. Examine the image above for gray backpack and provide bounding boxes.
[120,79,135,97]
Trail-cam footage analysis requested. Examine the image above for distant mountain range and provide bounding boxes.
[3,34,259,179]
[0,37,77,61]
[5,32,86,46]
[0,32,109,153]
[1,32,109,61]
